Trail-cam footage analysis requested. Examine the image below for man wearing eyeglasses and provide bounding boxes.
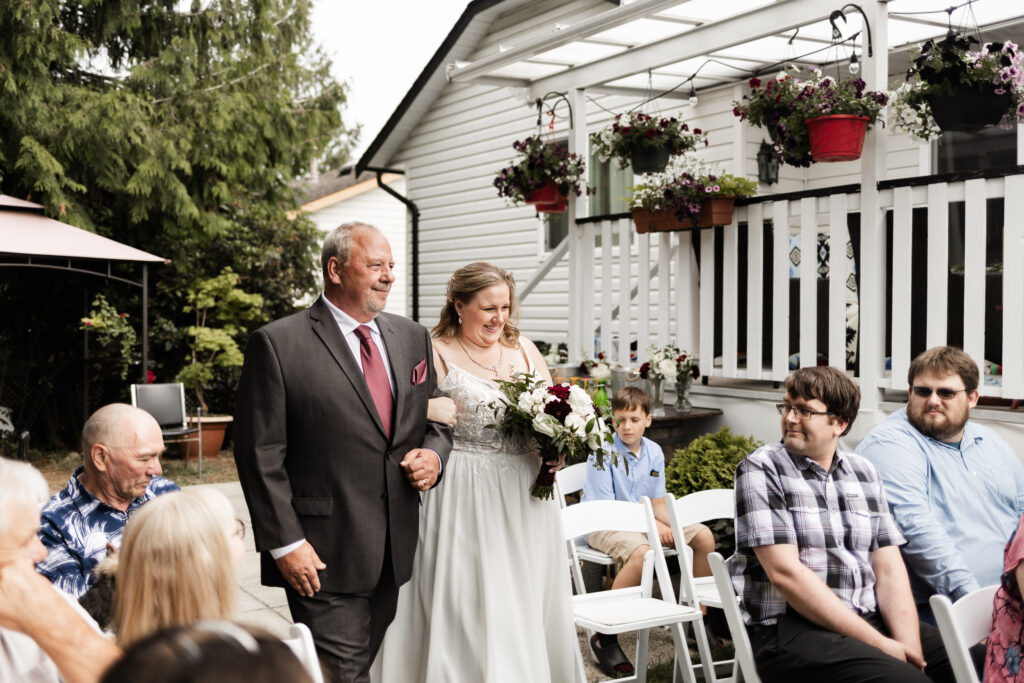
[856,346,1024,621]
[730,366,953,683]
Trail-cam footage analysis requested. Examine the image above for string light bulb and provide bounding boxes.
[849,52,860,75]
[688,86,698,107]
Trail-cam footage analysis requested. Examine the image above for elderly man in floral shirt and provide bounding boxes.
[36,403,178,597]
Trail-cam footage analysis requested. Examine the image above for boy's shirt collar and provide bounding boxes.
[613,433,645,460]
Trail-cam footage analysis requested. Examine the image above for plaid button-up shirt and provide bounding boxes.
[37,466,179,598]
[729,441,905,626]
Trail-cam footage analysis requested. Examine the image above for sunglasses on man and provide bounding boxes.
[909,386,968,400]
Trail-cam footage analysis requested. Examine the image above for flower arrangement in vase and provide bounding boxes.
[891,33,1024,140]
[493,136,587,213]
[673,350,700,410]
[591,111,708,174]
[733,72,888,166]
[630,156,757,233]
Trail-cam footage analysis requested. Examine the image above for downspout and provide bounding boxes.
[367,167,420,322]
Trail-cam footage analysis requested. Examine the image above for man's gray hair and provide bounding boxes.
[321,222,380,281]
[0,457,48,538]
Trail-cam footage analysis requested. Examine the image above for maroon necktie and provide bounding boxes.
[354,325,393,438]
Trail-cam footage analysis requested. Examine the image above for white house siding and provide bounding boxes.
[304,177,408,317]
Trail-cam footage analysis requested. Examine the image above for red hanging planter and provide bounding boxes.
[804,115,869,163]
[534,199,567,214]
[525,181,561,205]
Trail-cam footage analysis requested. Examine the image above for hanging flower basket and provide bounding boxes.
[927,85,1012,132]
[494,137,586,208]
[525,181,561,205]
[629,142,671,174]
[632,197,735,233]
[891,34,1024,142]
[591,112,708,171]
[535,199,567,214]
[805,115,869,162]
[734,75,887,167]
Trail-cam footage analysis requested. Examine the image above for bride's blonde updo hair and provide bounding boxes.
[432,262,520,346]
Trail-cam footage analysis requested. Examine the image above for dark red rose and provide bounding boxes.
[544,398,572,424]
[639,361,650,379]
[547,384,571,400]
[691,365,700,379]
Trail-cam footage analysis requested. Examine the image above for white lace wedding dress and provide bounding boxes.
[372,360,578,682]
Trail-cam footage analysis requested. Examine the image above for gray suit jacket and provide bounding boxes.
[233,298,453,593]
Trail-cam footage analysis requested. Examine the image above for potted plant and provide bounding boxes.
[176,268,263,457]
[733,72,888,166]
[664,426,764,554]
[493,136,586,214]
[591,111,709,174]
[630,156,757,233]
[892,34,1024,140]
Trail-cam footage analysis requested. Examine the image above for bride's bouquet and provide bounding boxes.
[491,373,617,499]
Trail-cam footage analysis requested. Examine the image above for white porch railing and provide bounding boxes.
[564,171,1024,404]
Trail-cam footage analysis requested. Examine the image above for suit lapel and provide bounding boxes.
[309,299,388,439]
[377,313,407,432]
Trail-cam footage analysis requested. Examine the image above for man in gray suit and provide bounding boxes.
[234,222,453,682]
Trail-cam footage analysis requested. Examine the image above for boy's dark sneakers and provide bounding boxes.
[590,633,635,677]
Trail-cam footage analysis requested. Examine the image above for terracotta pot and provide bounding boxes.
[183,415,232,460]
[632,197,736,233]
[629,142,671,174]
[525,181,561,205]
[928,86,1011,132]
[804,115,869,162]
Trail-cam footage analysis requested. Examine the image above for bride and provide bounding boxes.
[373,262,578,682]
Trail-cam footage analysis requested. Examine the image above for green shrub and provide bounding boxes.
[665,427,764,555]
[665,427,764,497]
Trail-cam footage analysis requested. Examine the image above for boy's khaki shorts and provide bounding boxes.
[586,522,709,564]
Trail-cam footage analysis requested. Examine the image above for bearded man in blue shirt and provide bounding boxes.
[856,346,1024,620]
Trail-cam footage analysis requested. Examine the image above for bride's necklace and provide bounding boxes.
[455,336,503,375]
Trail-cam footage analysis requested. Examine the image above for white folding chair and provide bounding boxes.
[282,622,325,683]
[665,490,736,682]
[707,552,761,683]
[562,497,712,683]
[930,586,998,683]
[556,463,617,568]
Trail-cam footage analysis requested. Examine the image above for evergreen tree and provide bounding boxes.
[0,0,354,444]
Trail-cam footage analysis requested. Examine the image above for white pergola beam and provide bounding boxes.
[447,0,690,84]
[527,0,837,96]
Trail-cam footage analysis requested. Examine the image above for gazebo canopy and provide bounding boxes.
[0,195,165,263]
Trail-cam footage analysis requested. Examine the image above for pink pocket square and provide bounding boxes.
[411,359,428,385]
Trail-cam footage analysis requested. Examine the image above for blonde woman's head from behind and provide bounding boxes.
[113,488,240,647]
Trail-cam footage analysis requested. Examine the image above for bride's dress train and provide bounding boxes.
[373,361,577,682]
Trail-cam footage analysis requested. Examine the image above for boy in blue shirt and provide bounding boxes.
[582,386,715,677]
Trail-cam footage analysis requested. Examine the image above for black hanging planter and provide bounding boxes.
[927,85,1012,132]
[629,142,671,174]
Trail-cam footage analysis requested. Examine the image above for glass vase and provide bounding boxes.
[674,373,693,410]
[649,377,665,417]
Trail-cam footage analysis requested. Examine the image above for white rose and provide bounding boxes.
[658,359,678,381]
[564,411,587,435]
[532,413,558,438]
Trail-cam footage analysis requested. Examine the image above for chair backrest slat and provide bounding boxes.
[708,551,762,683]
[131,383,188,429]
[930,586,998,683]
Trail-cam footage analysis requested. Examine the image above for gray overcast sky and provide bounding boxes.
[311,1,469,162]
